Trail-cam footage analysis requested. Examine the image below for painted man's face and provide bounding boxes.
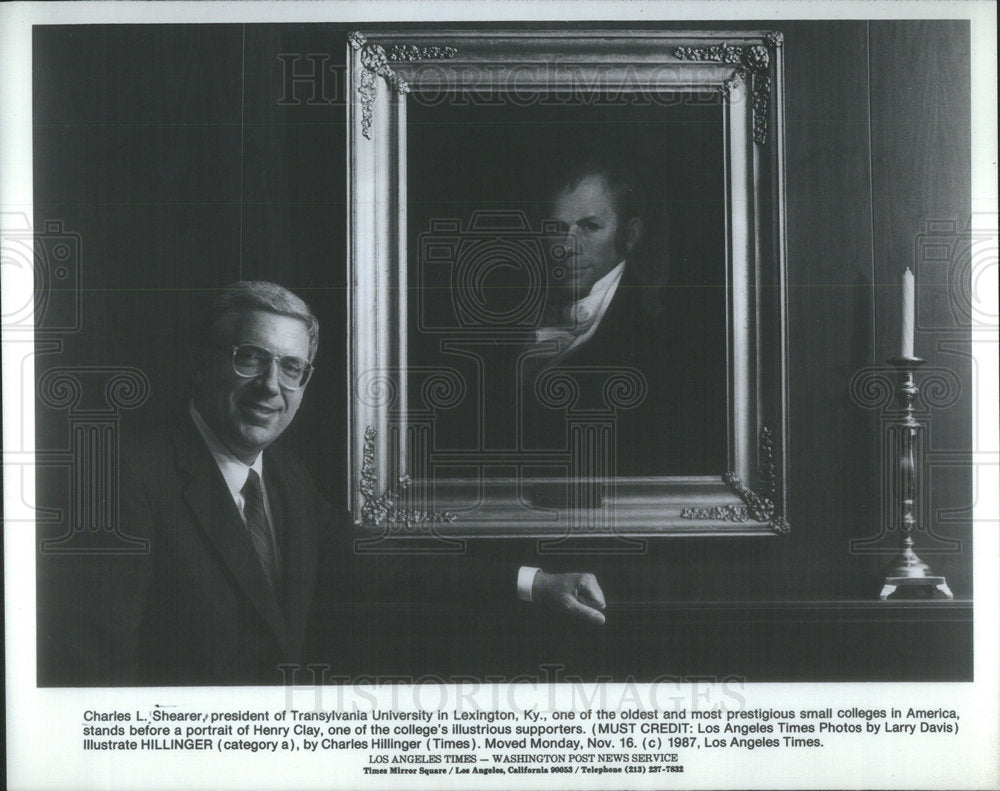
[550,173,638,297]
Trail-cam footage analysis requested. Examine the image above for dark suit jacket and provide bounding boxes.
[40,413,515,686]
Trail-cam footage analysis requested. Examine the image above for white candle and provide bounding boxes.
[901,267,915,358]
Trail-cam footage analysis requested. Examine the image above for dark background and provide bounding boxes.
[34,22,973,683]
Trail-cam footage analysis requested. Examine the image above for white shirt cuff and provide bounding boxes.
[517,566,541,602]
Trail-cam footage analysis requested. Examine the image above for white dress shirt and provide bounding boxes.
[188,401,276,535]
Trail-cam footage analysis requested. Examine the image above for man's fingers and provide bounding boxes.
[576,574,606,610]
[564,596,607,626]
[534,571,607,625]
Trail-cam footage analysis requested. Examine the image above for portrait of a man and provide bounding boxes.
[407,96,729,480]
[521,157,697,476]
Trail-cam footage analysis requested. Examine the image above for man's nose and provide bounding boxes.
[562,228,580,253]
[555,230,577,259]
[256,359,282,394]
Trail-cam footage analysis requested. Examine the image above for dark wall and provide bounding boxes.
[34,21,972,681]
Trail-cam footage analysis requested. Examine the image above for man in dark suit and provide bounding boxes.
[45,282,606,686]
[523,161,679,475]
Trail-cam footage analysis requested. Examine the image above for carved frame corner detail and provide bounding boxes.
[673,40,777,145]
[349,32,458,140]
[680,426,789,534]
[358,426,458,529]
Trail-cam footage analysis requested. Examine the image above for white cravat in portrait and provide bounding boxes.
[533,260,626,363]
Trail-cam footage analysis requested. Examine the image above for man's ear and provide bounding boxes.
[624,216,643,254]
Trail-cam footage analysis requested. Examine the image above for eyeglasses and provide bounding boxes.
[227,344,314,389]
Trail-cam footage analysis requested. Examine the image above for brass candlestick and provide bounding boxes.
[879,356,953,600]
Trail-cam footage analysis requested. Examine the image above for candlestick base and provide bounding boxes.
[880,576,953,600]
[880,548,952,599]
[884,546,932,578]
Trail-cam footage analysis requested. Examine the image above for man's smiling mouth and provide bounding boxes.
[241,403,280,419]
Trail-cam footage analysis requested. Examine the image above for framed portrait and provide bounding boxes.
[347,29,789,537]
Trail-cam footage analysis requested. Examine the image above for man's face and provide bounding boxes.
[550,174,625,297]
[195,309,312,464]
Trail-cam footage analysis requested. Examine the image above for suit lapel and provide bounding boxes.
[171,418,289,652]
[264,453,319,661]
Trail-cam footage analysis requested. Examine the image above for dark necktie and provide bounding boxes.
[241,469,278,589]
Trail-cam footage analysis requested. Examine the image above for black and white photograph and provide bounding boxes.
[3,1,997,789]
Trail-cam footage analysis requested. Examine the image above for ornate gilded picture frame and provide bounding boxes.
[347,29,789,538]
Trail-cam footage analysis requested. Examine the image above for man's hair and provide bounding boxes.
[200,281,320,360]
[550,157,645,255]
[551,158,643,224]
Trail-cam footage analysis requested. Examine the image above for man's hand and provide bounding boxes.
[531,571,607,625]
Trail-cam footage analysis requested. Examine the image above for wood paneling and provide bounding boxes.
[33,22,973,682]
[240,25,349,505]
[869,21,973,594]
[32,24,246,433]
[769,21,881,598]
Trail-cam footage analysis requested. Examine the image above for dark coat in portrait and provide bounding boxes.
[522,264,686,477]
